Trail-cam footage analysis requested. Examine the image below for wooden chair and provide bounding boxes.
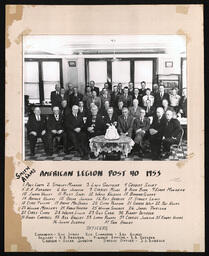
[170,128,184,156]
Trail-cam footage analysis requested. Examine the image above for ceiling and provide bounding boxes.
[23,35,186,56]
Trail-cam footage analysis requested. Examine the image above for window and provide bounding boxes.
[24,61,40,103]
[112,61,130,87]
[89,61,108,90]
[42,61,60,102]
[24,59,63,104]
[134,60,153,89]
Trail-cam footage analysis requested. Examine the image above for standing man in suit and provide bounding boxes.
[154,84,170,108]
[139,81,147,98]
[148,107,167,160]
[27,107,48,156]
[111,85,119,108]
[86,105,106,138]
[68,87,83,108]
[133,108,150,155]
[117,83,123,95]
[87,90,101,110]
[47,106,68,155]
[119,87,133,108]
[178,88,187,117]
[142,88,155,108]
[100,88,111,108]
[129,99,142,119]
[65,105,89,159]
[132,88,142,106]
[117,107,134,138]
[162,110,182,158]
[50,84,62,109]
[64,83,74,100]
[128,82,134,95]
[89,80,100,96]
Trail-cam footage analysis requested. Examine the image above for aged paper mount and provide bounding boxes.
[5,5,204,252]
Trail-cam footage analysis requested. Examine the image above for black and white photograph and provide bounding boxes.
[23,35,187,161]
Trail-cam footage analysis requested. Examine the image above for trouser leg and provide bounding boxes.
[28,134,37,155]
[41,133,49,153]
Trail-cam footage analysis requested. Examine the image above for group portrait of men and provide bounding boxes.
[26,80,187,160]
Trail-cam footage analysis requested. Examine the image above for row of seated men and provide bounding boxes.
[50,80,187,118]
[27,101,183,160]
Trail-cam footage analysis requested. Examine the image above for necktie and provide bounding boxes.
[37,115,40,121]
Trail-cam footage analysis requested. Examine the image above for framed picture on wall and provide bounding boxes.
[165,61,173,68]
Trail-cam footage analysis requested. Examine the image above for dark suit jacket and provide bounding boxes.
[163,118,182,141]
[91,86,100,96]
[65,113,85,132]
[138,89,146,98]
[68,93,83,108]
[85,114,106,137]
[118,94,133,107]
[27,114,47,136]
[133,117,150,135]
[129,106,143,119]
[47,114,64,132]
[178,96,187,117]
[150,115,167,139]
[154,92,170,107]
[111,92,119,107]
[117,115,134,137]
[114,107,123,118]
[50,91,62,108]
[132,94,142,106]
[145,105,156,117]
[103,114,118,127]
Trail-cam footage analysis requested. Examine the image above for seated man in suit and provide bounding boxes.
[162,99,174,114]
[100,100,110,118]
[154,84,170,108]
[117,107,134,138]
[114,100,124,118]
[89,80,100,96]
[47,106,68,155]
[65,105,89,159]
[86,105,106,138]
[103,107,118,129]
[145,99,155,117]
[161,110,182,159]
[133,108,150,156]
[129,99,142,119]
[78,100,88,118]
[27,107,48,156]
[148,107,167,160]
[50,84,62,109]
[118,87,133,108]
